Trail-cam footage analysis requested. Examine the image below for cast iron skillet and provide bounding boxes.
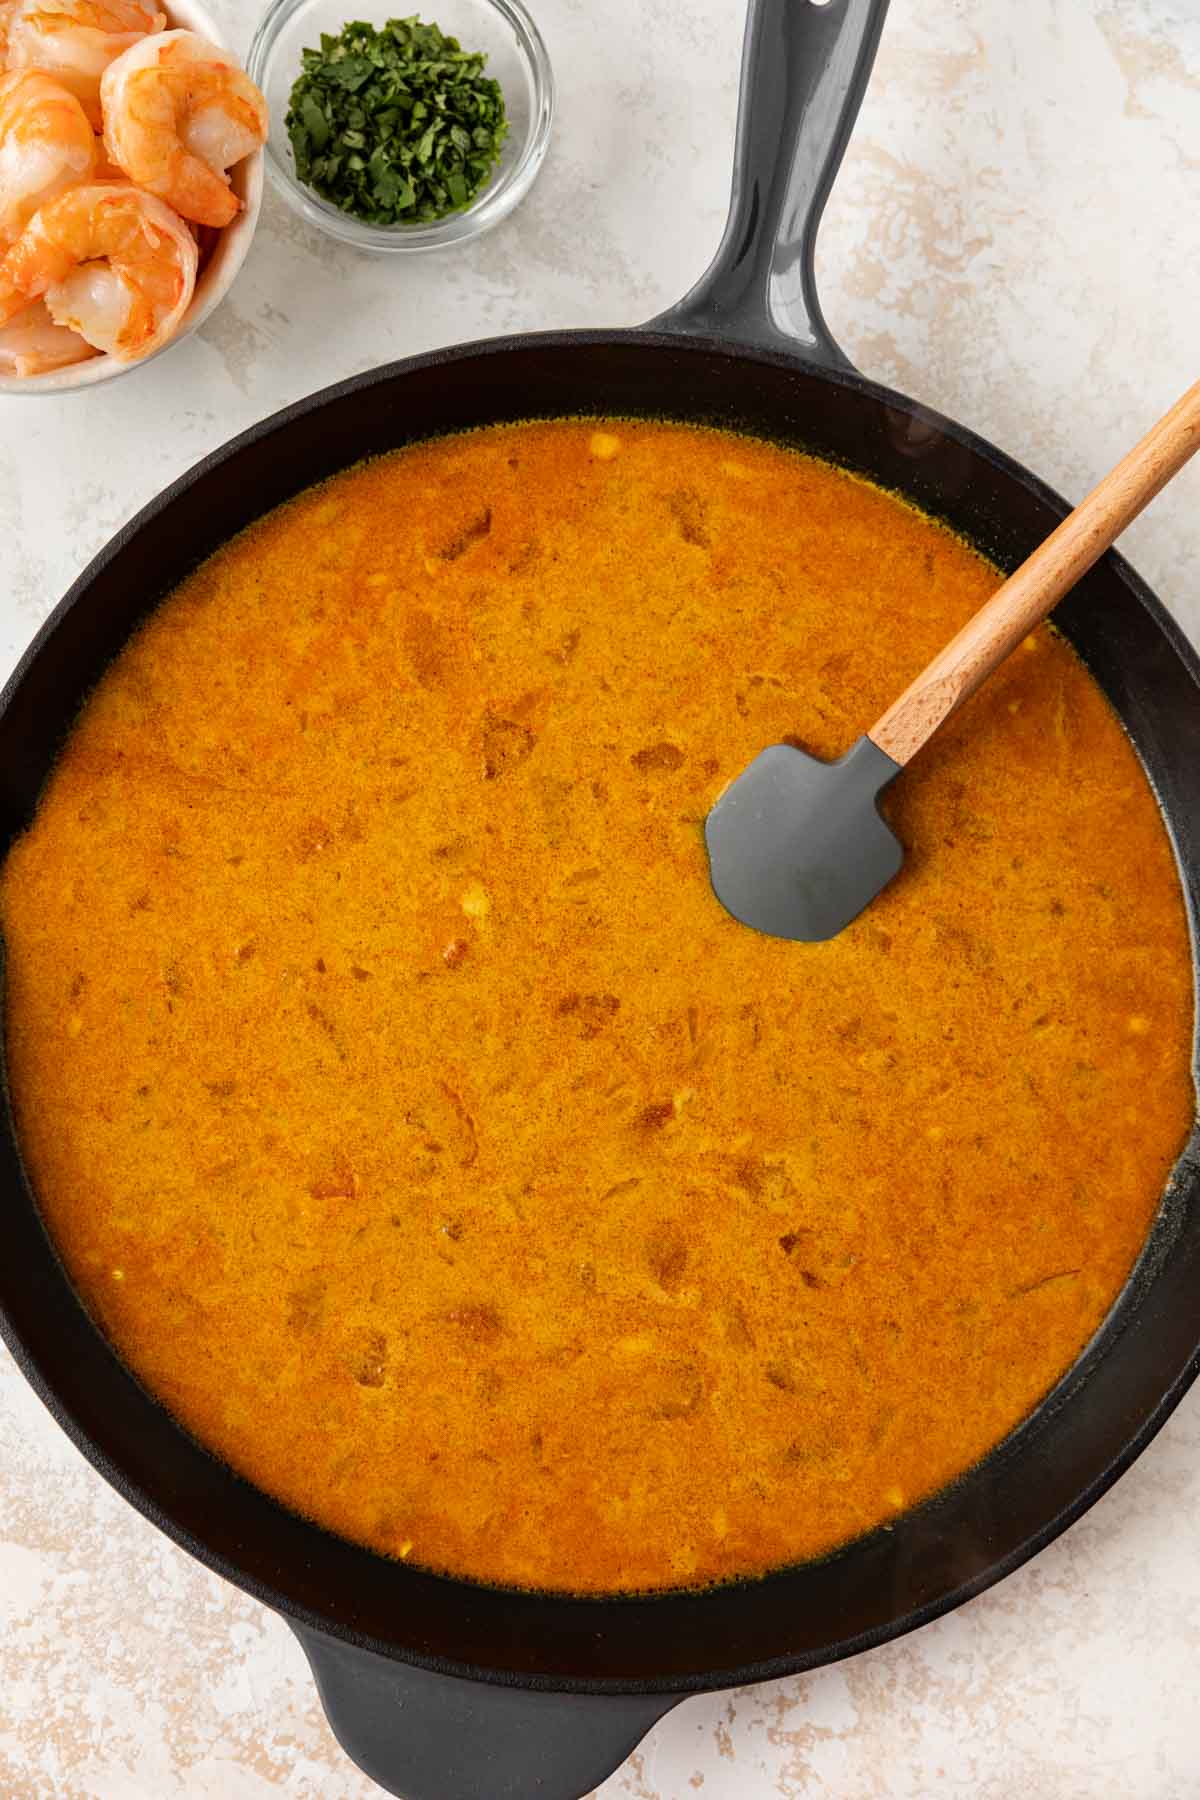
[1,2,1198,1796]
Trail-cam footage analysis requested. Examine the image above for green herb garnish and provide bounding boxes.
[285,15,509,226]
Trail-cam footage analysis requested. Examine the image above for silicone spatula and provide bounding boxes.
[705,380,1200,942]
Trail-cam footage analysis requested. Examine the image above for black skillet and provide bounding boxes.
[2,2,1199,1796]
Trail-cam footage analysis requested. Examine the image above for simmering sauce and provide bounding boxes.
[2,420,1193,1592]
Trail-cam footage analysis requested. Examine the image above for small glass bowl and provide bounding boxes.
[247,0,554,252]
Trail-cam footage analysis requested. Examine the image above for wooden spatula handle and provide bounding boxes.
[869,380,1200,768]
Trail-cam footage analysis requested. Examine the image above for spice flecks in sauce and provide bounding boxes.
[0,420,1192,1593]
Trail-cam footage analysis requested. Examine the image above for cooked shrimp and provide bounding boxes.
[0,182,196,360]
[6,1,164,129]
[0,71,99,247]
[101,29,267,228]
[0,0,21,61]
[0,295,94,374]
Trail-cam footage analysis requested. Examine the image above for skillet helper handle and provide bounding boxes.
[869,378,1200,768]
[293,1622,679,1800]
[648,0,890,367]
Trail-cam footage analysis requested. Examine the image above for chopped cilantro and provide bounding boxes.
[285,16,509,226]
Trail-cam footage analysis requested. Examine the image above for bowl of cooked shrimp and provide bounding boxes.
[0,0,268,392]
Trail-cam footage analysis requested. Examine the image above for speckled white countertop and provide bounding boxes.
[2,1,1199,1795]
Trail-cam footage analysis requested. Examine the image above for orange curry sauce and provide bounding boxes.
[2,420,1193,1592]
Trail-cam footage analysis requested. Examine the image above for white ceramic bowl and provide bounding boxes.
[0,0,264,396]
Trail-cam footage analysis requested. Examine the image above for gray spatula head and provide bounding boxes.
[704,736,905,942]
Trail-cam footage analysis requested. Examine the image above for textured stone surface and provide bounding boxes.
[1,0,1198,1795]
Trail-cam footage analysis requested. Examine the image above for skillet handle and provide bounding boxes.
[648,0,890,369]
[292,1622,680,1800]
